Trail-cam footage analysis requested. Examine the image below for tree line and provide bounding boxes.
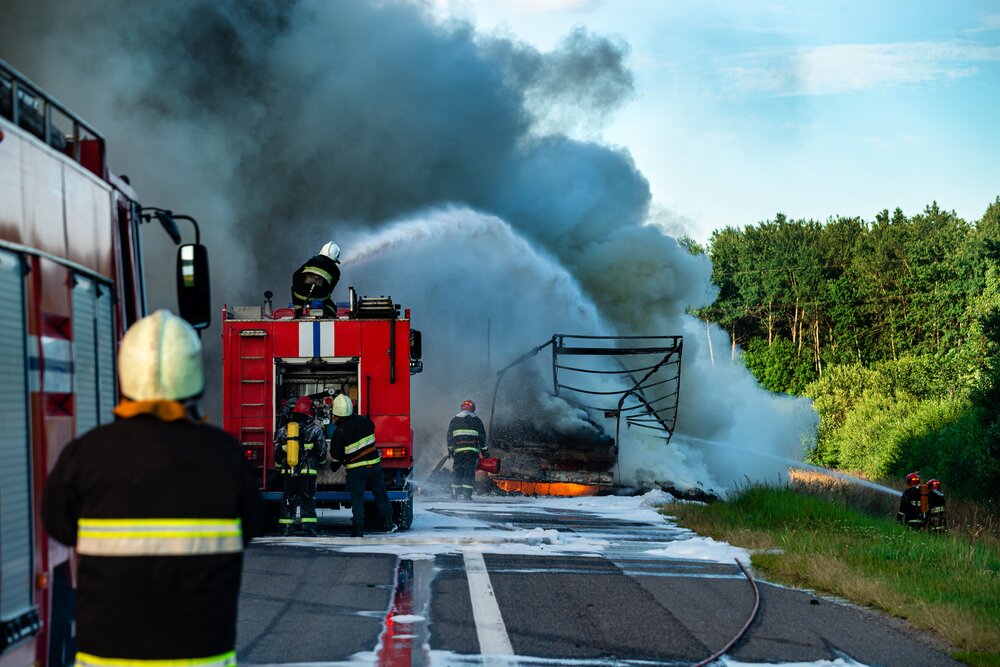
[688,198,1000,497]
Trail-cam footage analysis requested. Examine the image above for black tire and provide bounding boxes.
[392,489,414,531]
[363,501,383,530]
[263,501,282,535]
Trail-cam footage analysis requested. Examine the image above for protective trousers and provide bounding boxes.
[452,451,479,499]
[346,464,392,533]
[279,473,318,527]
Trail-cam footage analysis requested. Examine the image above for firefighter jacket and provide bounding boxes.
[274,415,328,475]
[329,414,381,470]
[41,412,263,665]
[447,411,487,457]
[292,254,340,304]
[897,485,924,527]
[927,489,946,530]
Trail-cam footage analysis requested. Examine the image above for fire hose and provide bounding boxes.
[692,558,760,667]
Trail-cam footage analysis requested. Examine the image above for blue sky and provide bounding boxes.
[431,0,1000,240]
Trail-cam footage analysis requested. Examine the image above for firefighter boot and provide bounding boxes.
[351,521,364,538]
[304,525,318,538]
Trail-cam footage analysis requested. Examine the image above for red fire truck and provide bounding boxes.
[222,289,421,532]
[0,60,210,666]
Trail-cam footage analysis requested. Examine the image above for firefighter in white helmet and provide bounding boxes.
[42,309,262,666]
[327,393,394,537]
[447,399,488,499]
[291,241,341,318]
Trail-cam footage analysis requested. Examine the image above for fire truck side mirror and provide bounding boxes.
[410,329,422,360]
[177,243,211,330]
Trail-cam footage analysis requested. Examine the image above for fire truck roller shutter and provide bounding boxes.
[73,276,118,434]
[0,250,33,626]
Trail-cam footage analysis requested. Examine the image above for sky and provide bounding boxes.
[431,0,1000,241]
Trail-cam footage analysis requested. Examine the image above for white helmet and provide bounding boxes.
[118,309,205,401]
[320,242,341,263]
[331,393,354,417]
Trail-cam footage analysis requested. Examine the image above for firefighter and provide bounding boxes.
[447,399,488,500]
[327,394,394,537]
[274,396,327,536]
[41,309,262,667]
[292,241,341,317]
[896,472,925,529]
[926,478,947,532]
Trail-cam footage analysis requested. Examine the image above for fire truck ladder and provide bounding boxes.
[488,334,684,448]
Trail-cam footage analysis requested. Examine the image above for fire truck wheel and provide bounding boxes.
[392,494,414,531]
[263,502,282,535]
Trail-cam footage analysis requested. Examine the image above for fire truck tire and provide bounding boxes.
[263,501,282,535]
[392,492,414,531]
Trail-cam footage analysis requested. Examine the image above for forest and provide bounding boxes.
[688,198,1000,498]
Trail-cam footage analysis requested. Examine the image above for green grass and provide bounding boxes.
[664,486,1000,659]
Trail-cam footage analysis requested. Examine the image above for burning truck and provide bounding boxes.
[486,334,683,496]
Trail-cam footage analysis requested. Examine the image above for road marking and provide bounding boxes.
[463,550,517,665]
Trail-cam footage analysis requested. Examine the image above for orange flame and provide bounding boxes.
[494,479,601,497]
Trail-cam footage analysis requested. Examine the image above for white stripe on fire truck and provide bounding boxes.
[297,321,335,357]
[27,335,73,393]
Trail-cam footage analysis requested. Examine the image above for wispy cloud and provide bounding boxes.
[722,41,1000,96]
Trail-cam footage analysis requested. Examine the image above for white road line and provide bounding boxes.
[463,550,517,666]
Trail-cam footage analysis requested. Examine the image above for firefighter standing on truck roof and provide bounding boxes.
[328,394,394,537]
[292,241,341,317]
[41,309,262,667]
[448,400,488,500]
[274,396,327,537]
[897,472,925,529]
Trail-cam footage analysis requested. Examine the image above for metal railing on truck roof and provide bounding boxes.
[0,58,106,177]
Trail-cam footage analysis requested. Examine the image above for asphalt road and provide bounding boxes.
[236,496,961,666]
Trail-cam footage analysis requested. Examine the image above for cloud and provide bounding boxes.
[723,40,1000,96]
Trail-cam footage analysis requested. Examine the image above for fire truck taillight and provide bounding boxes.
[381,447,408,459]
[243,447,262,463]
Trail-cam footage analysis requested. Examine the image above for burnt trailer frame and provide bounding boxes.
[487,334,683,485]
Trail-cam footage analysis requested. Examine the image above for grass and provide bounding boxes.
[663,481,1000,664]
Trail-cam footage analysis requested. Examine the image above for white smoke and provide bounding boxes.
[0,0,818,493]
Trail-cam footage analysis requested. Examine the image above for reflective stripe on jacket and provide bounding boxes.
[77,518,243,556]
[75,650,237,667]
[447,413,487,455]
[274,416,328,475]
[41,414,262,662]
[329,414,381,469]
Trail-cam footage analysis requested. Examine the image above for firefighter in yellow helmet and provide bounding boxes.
[42,310,262,666]
[291,241,341,317]
[327,394,394,537]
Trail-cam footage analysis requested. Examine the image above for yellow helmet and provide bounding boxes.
[118,309,205,401]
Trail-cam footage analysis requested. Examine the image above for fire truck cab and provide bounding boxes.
[222,288,421,531]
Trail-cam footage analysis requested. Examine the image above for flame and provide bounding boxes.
[494,479,601,497]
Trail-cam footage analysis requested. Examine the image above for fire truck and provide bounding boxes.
[0,60,210,666]
[222,289,421,532]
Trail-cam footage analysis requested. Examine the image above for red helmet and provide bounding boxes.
[905,472,920,487]
[292,396,314,416]
[460,399,476,413]
[927,479,941,490]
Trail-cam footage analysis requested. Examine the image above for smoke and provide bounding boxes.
[1,0,817,492]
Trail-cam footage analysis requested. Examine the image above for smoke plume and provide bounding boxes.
[1,0,817,492]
